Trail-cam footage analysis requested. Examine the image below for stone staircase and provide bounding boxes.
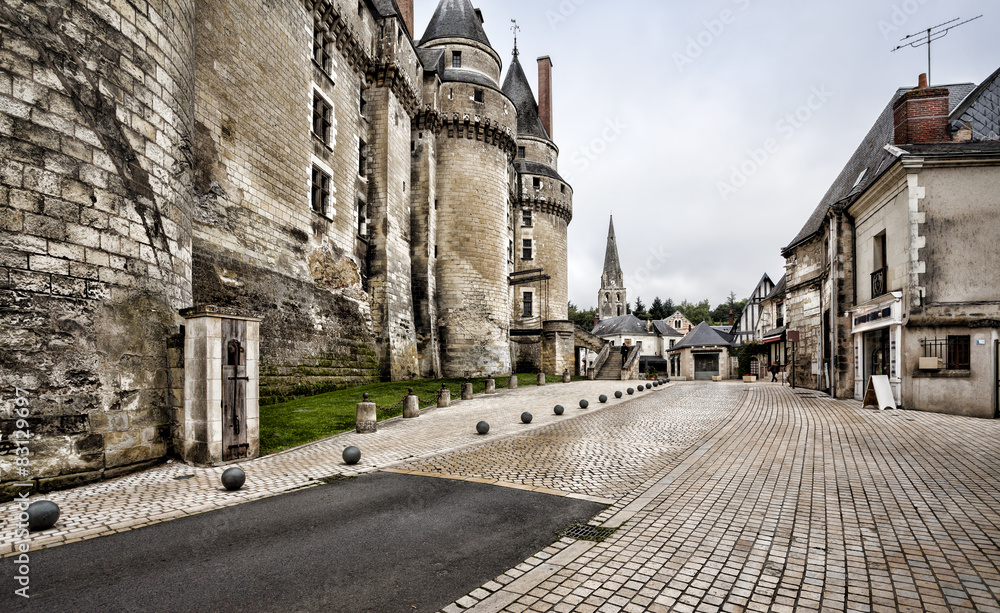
[595,358,622,381]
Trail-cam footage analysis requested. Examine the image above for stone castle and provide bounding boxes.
[0,0,573,495]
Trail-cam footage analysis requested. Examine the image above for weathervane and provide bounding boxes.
[511,19,520,56]
[891,15,982,85]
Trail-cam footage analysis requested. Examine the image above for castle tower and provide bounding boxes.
[503,49,573,327]
[419,0,519,377]
[599,217,628,320]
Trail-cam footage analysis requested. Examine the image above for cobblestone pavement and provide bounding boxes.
[436,384,1000,613]
[0,380,664,556]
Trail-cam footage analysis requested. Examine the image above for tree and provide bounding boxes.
[710,292,749,326]
[649,297,665,320]
[663,298,676,318]
[677,299,713,326]
[568,302,598,332]
[633,297,647,318]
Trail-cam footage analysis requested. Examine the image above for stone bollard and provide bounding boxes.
[356,393,377,434]
[537,372,546,386]
[461,382,474,400]
[485,378,496,394]
[562,369,571,384]
[508,374,518,390]
[403,388,420,419]
[438,384,451,408]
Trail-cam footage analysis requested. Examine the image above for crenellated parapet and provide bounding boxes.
[440,113,518,161]
[519,193,573,224]
[304,0,375,78]
[370,17,423,117]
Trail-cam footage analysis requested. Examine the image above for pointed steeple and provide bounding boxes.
[602,216,624,289]
[421,0,492,48]
[502,53,551,141]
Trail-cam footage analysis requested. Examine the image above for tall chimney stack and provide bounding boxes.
[537,56,553,139]
[893,74,950,145]
[397,0,414,38]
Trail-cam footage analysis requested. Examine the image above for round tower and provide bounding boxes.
[419,0,518,377]
[0,1,195,493]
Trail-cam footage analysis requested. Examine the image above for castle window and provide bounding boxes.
[522,209,532,227]
[357,200,368,236]
[518,147,525,159]
[360,87,367,116]
[560,184,565,193]
[452,51,462,68]
[523,292,533,318]
[532,177,541,190]
[358,1,363,16]
[311,165,331,217]
[474,89,484,103]
[312,93,332,145]
[435,245,438,259]
[522,239,532,260]
[313,25,332,73]
[358,141,367,177]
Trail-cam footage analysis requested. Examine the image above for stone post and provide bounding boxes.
[403,389,420,418]
[461,382,474,400]
[437,384,451,408]
[537,372,546,386]
[485,378,496,394]
[356,393,377,434]
[508,375,518,390]
[563,369,571,383]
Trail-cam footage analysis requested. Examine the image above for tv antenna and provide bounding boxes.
[892,15,982,85]
[511,19,520,56]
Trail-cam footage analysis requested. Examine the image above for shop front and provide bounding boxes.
[694,351,721,380]
[850,292,902,405]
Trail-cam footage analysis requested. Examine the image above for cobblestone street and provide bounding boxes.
[436,384,1000,613]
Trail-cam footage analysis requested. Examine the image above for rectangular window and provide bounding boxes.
[522,209,532,227]
[518,146,525,159]
[358,141,367,177]
[452,51,462,68]
[357,200,367,236]
[532,177,541,190]
[872,231,888,298]
[523,292,533,318]
[947,335,971,370]
[311,165,331,216]
[522,239,532,260]
[313,93,332,144]
[313,25,331,73]
[474,89,484,103]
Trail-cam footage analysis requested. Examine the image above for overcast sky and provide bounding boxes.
[413,0,997,310]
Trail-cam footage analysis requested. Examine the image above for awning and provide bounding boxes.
[762,327,786,344]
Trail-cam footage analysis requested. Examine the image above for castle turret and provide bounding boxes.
[419,0,519,377]
[599,217,628,320]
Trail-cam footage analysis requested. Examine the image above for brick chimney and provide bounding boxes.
[594,314,599,328]
[893,73,951,145]
[537,56,553,139]
[396,0,414,38]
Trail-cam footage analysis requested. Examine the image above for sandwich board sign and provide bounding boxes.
[863,375,896,411]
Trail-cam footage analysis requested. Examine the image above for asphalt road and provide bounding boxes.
[2,472,604,613]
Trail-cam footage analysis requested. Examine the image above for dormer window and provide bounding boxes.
[452,51,462,68]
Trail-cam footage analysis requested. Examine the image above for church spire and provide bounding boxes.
[602,216,624,289]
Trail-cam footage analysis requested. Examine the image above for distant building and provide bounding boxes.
[598,217,628,320]
[731,274,776,346]
[668,322,735,381]
[592,314,683,375]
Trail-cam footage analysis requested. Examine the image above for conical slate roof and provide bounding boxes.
[502,54,551,141]
[421,0,491,48]
[601,216,624,289]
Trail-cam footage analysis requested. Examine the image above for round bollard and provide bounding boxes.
[615,391,623,399]
[521,412,533,424]
[476,421,490,435]
[221,467,246,491]
[579,399,589,409]
[637,384,644,391]
[599,394,608,403]
[343,446,361,465]
[627,388,635,395]
[27,501,60,532]
[554,404,565,415]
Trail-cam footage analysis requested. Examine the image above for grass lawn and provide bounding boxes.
[260,373,575,455]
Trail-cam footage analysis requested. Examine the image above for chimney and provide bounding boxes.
[918,73,928,89]
[396,0,414,38]
[594,314,600,328]
[537,56,553,139]
[893,74,951,145]
[729,310,734,326]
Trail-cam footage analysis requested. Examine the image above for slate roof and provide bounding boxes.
[783,83,976,253]
[951,66,1000,141]
[671,322,734,351]
[601,216,624,289]
[502,54,552,141]
[439,67,501,90]
[515,160,565,182]
[712,327,737,343]
[904,141,1000,156]
[652,321,684,337]
[763,274,787,302]
[420,0,491,48]
[592,314,652,337]
[416,48,445,75]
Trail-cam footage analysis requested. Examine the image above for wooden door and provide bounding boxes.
[222,319,248,461]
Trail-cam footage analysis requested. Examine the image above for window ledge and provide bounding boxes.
[312,210,334,222]
[912,369,971,379]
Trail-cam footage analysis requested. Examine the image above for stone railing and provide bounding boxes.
[589,343,611,380]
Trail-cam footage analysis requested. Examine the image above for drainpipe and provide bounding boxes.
[829,210,839,399]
